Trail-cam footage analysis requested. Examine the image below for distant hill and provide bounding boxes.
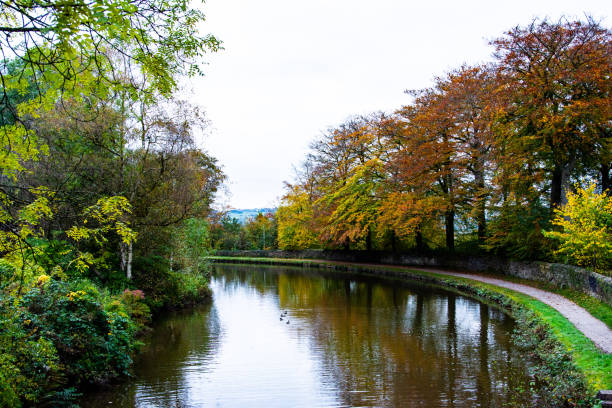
[227,208,275,223]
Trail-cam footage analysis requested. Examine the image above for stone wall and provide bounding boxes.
[213,249,612,307]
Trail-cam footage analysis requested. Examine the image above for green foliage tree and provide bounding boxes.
[0,0,223,404]
[172,218,211,274]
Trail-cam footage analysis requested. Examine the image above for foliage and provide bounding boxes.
[0,0,223,404]
[210,212,278,250]
[492,17,611,209]
[132,255,210,312]
[0,0,221,103]
[485,194,552,260]
[19,279,136,384]
[118,289,151,333]
[172,218,211,274]
[319,159,382,249]
[544,185,612,273]
[0,276,150,406]
[276,17,610,263]
[276,186,319,250]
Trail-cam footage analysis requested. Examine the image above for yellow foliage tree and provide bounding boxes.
[277,185,319,250]
[544,184,612,273]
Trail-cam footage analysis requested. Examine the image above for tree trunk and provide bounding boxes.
[551,159,575,209]
[365,227,372,251]
[120,241,133,280]
[550,165,563,209]
[602,163,611,194]
[474,167,486,244]
[445,210,455,251]
[415,229,424,252]
[390,230,397,253]
[120,242,127,273]
[126,241,133,280]
[343,237,350,251]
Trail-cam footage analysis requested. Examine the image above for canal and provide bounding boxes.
[83,263,538,407]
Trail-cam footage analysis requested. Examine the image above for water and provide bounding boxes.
[83,264,537,407]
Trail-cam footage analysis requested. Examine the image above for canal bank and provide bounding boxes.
[208,256,612,407]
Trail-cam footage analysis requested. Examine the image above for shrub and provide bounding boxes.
[0,295,61,406]
[132,255,210,312]
[544,184,612,274]
[118,289,151,332]
[17,279,136,385]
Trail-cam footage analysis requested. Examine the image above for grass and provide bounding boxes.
[497,275,612,331]
[208,255,612,392]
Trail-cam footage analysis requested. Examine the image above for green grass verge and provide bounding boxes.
[208,256,612,394]
[493,275,612,331]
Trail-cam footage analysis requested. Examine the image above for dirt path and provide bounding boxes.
[329,261,612,354]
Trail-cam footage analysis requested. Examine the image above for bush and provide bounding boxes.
[0,276,143,406]
[545,184,612,273]
[19,279,135,385]
[118,289,151,333]
[132,255,210,312]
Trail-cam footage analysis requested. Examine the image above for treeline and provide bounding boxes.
[210,212,278,250]
[0,0,222,405]
[277,17,611,267]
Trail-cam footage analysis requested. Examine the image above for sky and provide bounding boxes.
[187,0,611,209]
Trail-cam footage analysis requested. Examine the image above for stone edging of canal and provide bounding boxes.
[208,256,612,407]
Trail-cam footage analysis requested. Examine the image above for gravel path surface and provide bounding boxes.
[411,267,612,354]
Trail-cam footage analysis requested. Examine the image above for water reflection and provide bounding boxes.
[83,264,537,407]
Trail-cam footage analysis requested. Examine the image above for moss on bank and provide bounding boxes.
[209,256,612,407]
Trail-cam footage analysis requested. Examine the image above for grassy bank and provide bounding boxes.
[209,256,612,406]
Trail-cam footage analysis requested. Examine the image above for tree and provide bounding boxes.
[493,17,611,210]
[277,185,319,250]
[397,87,460,250]
[0,0,220,102]
[544,184,612,273]
[244,213,277,250]
[436,66,498,243]
[0,0,221,278]
[319,158,383,250]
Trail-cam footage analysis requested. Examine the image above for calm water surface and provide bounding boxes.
[83,264,538,407]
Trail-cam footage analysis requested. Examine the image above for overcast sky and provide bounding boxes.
[187,0,610,209]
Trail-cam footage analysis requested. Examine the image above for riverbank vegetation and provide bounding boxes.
[274,17,611,274]
[0,1,221,405]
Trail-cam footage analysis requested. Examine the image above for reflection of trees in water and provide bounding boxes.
[132,303,222,408]
[84,303,222,408]
[219,264,535,407]
[212,264,282,296]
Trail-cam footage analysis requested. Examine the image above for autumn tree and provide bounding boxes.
[309,115,389,249]
[396,86,460,250]
[277,184,319,250]
[492,17,611,210]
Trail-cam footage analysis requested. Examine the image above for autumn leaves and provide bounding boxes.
[277,18,611,259]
